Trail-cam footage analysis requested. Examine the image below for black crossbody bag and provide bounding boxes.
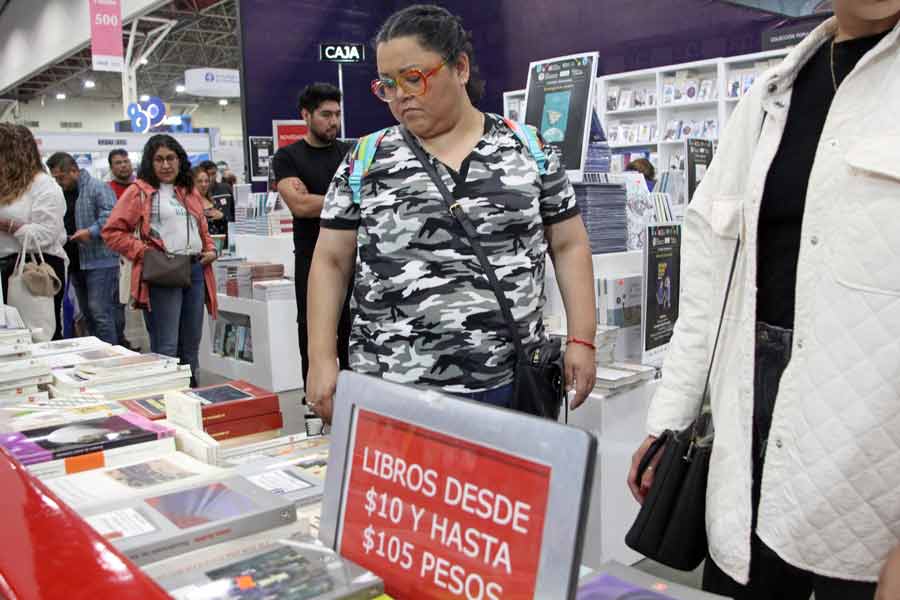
[624,237,741,570]
[399,127,565,419]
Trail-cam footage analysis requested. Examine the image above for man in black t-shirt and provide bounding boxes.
[271,83,352,390]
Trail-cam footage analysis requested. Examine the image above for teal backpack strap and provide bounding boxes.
[348,128,390,205]
[503,117,548,175]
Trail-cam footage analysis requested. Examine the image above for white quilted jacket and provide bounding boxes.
[647,17,900,584]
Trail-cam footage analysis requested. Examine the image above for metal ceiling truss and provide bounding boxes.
[4,0,239,105]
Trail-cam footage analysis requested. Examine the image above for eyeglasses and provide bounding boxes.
[153,155,179,165]
[371,61,446,103]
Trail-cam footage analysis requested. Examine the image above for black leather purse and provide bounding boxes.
[399,128,565,419]
[625,237,741,570]
[141,190,193,289]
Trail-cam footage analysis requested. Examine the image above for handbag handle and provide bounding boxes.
[13,230,46,276]
[688,236,742,443]
[398,127,525,361]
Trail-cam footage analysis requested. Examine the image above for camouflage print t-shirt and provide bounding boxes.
[321,112,579,393]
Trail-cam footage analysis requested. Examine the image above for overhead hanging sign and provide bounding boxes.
[524,52,599,183]
[89,0,124,72]
[319,43,366,63]
[184,68,241,97]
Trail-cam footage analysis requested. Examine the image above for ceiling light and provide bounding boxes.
[175,84,185,93]
[218,99,228,106]
[83,80,95,89]
[56,93,66,100]
[139,57,149,65]
[139,94,150,102]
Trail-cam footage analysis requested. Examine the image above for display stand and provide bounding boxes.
[232,234,295,278]
[198,293,302,392]
[564,380,658,569]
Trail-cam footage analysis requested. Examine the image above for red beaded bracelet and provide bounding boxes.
[567,336,597,351]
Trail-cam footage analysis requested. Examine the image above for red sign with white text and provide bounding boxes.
[273,122,309,149]
[89,0,123,72]
[340,410,551,600]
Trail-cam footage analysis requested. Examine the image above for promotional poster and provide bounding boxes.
[524,52,599,181]
[642,224,682,366]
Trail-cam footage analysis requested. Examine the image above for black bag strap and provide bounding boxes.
[690,236,741,439]
[399,127,525,361]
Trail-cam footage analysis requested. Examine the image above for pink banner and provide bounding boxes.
[89,0,123,72]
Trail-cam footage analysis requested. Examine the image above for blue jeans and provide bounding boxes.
[457,382,514,409]
[71,266,123,345]
[143,261,205,384]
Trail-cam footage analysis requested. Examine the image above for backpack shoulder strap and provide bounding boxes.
[348,128,391,205]
[502,117,548,175]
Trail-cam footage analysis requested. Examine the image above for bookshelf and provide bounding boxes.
[198,294,303,393]
[595,48,789,178]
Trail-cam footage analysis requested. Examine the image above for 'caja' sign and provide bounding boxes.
[319,43,366,63]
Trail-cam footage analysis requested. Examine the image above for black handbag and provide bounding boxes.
[624,237,741,570]
[399,127,565,419]
[141,190,193,289]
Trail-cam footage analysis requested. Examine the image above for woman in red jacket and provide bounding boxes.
[103,135,217,387]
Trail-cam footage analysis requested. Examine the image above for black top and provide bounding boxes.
[756,30,888,328]
[63,187,80,272]
[272,139,350,257]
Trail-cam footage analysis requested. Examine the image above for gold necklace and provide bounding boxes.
[830,37,839,93]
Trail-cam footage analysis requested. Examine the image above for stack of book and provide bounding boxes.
[594,362,657,394]
[235,193,293,236]
[0,400,127,434]
[212,256,246,294]
[0,412,175,479]
[573,182,628,254]
[236,262,285,298]
[50,354,192,400]
[134,380,283,444]
[1,356,52,399]
[147,531,383,598]
[252,278,294,302]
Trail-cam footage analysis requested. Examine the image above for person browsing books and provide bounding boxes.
[305,4,597,421]
[628,3,900,597]
[0,124,67,340]
[271,83,353,392]
[103,135,218,388]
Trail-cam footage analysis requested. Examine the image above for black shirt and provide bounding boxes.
[272,139,350,257]
[756,30,888,328]
[63,187,80,272]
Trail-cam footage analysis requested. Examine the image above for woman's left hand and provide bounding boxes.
[565,343,596,409]
[199,251,217,265]
[205,209,224,221]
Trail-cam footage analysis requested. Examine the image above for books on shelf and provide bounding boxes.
[252,278,294,302]
[662,119,718,142]
[698,78,715,101]
[81,476,297,565]
[607,85,656,113]
[598,274,643,328]
[146,531,383,600]
[0,412,174,467]
[213,321,254,362]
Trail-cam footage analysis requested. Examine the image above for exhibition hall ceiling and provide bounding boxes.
[4,0,239,103]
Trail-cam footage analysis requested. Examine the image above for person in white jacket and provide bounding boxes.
[628,3,900,598]
[0,124,67,339]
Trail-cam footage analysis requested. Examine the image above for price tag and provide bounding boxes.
[340,410,551,599]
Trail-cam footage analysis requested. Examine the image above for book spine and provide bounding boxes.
[27,438,177,479]
[123,499,297,565]
[200,396,280,425]
[204,412,283,441]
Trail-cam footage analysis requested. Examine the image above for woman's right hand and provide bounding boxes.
[306,357,339,424]
[628,434,661,504]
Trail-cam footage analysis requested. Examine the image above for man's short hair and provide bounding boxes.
[47,152,77,172]
[108,148,128,166]
[298,83,342,114]
[198,160,217,171]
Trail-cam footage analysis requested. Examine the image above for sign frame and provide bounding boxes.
[641,223,682,367]
[248,136,274,182]
[321,372,596,599]
[523,51,599,183]
[271,119,308,150]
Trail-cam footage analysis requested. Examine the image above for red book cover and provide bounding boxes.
[120,393,167,420]
[187,380,280,425]
[203,410,283,441]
